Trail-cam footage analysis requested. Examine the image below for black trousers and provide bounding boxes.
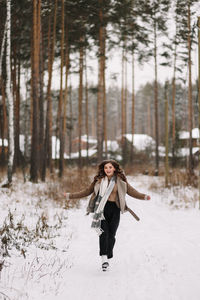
[99,201,120,259]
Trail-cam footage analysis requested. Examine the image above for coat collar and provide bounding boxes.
[94,176,127,195]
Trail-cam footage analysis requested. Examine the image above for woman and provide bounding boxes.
[64,159,150,271]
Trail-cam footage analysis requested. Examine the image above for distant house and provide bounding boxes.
[69,136,121,160]
[179,128,199,148]
[70,135,97,153]
[178,128,199,157]
[123,134,168,158]
[124,133,155,152]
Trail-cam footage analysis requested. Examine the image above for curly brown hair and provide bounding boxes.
[93,159,127,182]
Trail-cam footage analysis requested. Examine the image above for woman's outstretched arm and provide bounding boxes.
[64,181,95,200]
[127,182,150,200]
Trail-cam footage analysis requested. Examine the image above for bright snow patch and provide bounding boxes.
[179,128,200,139]
[124,134,155,151]
[0,175,200,300]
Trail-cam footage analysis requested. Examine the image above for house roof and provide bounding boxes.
[124,134,155,151]
[179,128,200,139]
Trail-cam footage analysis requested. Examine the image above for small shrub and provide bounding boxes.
[0,210,67,258]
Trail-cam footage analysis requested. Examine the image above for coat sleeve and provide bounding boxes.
[127,182,146,200]
[68,181,95,199]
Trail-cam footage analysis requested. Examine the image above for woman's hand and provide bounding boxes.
[144,195,151,200]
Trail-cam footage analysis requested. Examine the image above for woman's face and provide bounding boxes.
[104,163,116,178]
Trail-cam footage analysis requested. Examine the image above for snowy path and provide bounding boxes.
[47,177,200,300]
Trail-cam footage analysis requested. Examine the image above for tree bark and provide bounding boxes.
[97,0,104,163]
[0,17,7,78]
[85,51,89,162]
[0,17,7,163]
[102,27,107,158]
[154,18,159,174]
[6,0,14,184]
[187,0,193,175]
[121,47,125,147]
[39,17,44,178]
[171,13,178,163]
[198,16,200,209]
[0,83,7,163]
[69,83,72,159]
[62,27,69,167]
[30,0,40,182]
[165,81,169,187]
[131,49,135,162]
[42,0,57,180]
[78,43,84,168]
[58,0,65,177]
[12,45,21,169]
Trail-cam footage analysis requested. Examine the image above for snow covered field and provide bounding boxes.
[0,175,200,300]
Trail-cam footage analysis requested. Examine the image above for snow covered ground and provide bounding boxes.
[0,175,200,300]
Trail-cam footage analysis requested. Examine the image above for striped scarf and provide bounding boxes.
[91,176,116,236]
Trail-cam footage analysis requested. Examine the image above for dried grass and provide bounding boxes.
[168,169,198,187]
[44,166,96,209]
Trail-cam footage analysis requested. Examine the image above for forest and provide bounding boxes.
[0,0,200,184]
[1,2,200,299]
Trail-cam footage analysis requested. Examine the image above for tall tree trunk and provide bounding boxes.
[165,81,169,187]
[124,42,128,163]
[69,83,72,159]
[0,83,7,163]
[172,74,176,160]
[121,47,125,148]
[24,70,30,164]
[91,101,96,137]
[172,13,178,164]
[198,16,200,209]
[6,0,14,184]
[58,0,65,177]
[13,48,21,169]
[85,50,89,162]
[187,0,193,175]
[97,0,104,162]
[0,17,7,77]
[102,27,107,158]
[121,45,126,164]
[0,17,7,163]
[2,85,7,136]
[42,0,57,181]
[78,43,84,168]
[30,0,40,182]
[62,28,69,167]
[124,46,127,137]
[154,19,159,174]
[147,95,151,136]
[16,58,21,167]
[39,19,44,178]
[131,49,135,162]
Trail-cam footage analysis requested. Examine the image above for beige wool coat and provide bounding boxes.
[68,176,146,218]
